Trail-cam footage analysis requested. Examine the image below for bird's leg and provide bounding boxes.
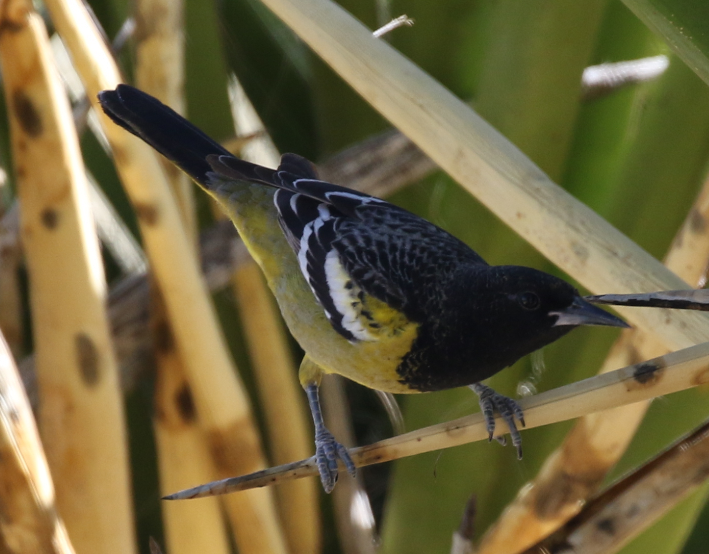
[300,357,356,493]
[470,383,525,459]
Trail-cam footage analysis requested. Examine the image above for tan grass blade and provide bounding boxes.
[50,36,147,276]
[165,339,709,498]
[153,346,231,554]
[86,173,147,275]
[41,0,287,552]
[233,262,322,553]
[0,331,75,554]
[134,0,195,238]
[227,76,320,554]
[0,3,136,553]
[132,3,231,553]
[255,0,709,350]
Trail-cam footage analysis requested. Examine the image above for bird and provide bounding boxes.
[98,84,628,493]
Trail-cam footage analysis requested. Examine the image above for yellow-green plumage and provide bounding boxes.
[207,180,420,393]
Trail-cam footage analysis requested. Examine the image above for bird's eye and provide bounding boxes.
[518,291,541,311]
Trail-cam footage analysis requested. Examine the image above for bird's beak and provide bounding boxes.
[551,296,630,328]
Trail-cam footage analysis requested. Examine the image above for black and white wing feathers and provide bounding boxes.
[207,153,487,343]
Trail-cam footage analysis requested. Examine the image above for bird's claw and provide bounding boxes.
[315,428,356,493]
[470,383,525,459]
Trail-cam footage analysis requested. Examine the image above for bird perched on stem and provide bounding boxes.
[98,85,628,493]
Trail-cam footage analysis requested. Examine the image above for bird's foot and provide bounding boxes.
[314,427,356,493]
[470,383,525,459]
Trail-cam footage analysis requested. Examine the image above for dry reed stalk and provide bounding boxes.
[153,341,231,554]
[0,2,136,553]
[233,262,321,553]
[134,0,195,238]
[0,331,75,554]
[522,418,709,554]
[227,77,320,553]
[133,2,231,553]
[41,0,287,551]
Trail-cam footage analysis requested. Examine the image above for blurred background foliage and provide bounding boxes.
[4,0,709,553]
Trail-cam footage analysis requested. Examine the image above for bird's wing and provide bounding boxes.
[208,153,487,343]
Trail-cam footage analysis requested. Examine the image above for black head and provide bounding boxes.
[484,265,627,329]
[438,265,628,384]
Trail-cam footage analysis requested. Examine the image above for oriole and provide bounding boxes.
[98,85,627,492]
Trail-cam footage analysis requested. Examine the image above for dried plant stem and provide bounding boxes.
[256,0,709,350]
[0,2,136,553]
[228,76,320,554]
[134,0,195,238]
[372,15,414,38]
[523,418,709,554]
[0,331,75,554]
[133,3,229,553]
[167,340,709,498]
[41,0,287,552]
[153,344,231,554]
[86,173,147,275]
[479,168,709,554]
[233,263,321,553]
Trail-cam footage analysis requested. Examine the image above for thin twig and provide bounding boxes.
[164,340,709,498]
[372,15,414,38]
[588,289,709,311]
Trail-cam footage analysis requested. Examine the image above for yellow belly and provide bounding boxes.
[276,267,421,394]
[212,184,421,393]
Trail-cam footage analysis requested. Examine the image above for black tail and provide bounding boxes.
[98,85,232,184]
